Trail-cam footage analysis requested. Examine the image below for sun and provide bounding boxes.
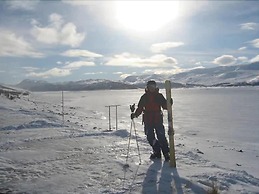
[115,1,180,33]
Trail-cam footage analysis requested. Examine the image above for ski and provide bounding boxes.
[165,80,176,167]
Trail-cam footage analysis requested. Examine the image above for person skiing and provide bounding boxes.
[131,80,171,161]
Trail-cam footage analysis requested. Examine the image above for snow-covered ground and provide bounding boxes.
[1,87,259,194]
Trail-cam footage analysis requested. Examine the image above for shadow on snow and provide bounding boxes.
[142,161,207,194]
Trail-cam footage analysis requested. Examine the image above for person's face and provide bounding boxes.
[147,84,156,92]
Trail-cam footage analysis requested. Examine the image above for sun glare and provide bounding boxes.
[115,1,180,33]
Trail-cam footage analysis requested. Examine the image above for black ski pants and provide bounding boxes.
[144,122,169,156]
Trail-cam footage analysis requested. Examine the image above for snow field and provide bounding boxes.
[1,88,259,193]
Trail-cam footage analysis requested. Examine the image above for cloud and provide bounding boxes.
[27,60,94,78]
[64,61,95,70]
[61,49,103,58]
[0,30,44,58]
[150,42,184,53]
[28,68,71,78]
[240,22,258,30]
[121,66,186,79]
[84,72,104,75]
[22,67,40,72]
[6,0,39,11]
[213,55,237,66]
[249,39,259,48]
[237,56,248,63]
[143,68,184,75]
[105,53,178,67]
[250,55,259,63]
[113,72,123,75]
[62,0,99,6]
[31,13,85,47]
[238,47,247,51]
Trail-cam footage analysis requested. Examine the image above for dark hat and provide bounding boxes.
[147,80,156,86]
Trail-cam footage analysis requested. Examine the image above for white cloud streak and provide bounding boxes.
[62,0,99,6]
[213,55,237,66]
[238,47,247,51]
[0,30,44,58]
[249,39,259,48]
[61,49,103,58]
[143,68,184,75]
[27,60,95,78]
[105,53,178,67]
[6,0,39,11]
[240,22,258,30]
[237,56,248,63]
[150,42,184,53]
[22,67,40,72]
[28,68,71,78]
[31,13,85,47]
[84,72,104,75]
[64,61,95,70]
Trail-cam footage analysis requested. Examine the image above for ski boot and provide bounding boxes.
[164,153,170,162]
[150,152,161,160]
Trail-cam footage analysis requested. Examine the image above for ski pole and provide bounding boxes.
[125,119,132,167]
[132,118,141,164]
[130,103,141,164]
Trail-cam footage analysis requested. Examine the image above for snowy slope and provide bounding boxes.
[0,84,29,97]
[169,62,259,86]
[123,62,259,87]
[1,89,259,193]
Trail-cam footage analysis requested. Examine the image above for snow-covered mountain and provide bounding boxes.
[15,79,137,91]
[0,84,29,99]
[14,62,259,91]
[124,62,259,87]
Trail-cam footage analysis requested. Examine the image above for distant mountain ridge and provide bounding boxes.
[14,62,259,91]
[169,62,259,86]
[15,79,137,91]
[123,62,259,87]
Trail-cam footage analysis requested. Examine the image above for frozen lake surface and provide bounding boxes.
[1,87,259,193]
[58,87,259,143]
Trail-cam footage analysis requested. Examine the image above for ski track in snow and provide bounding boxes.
[1,90,259,194]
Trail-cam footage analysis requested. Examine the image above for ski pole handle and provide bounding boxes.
[130,103,135,113]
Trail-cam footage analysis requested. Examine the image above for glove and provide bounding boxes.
[171,98,173,105]
[130,113,136,120]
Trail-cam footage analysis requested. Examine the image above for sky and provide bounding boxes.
[0,0,259,84]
